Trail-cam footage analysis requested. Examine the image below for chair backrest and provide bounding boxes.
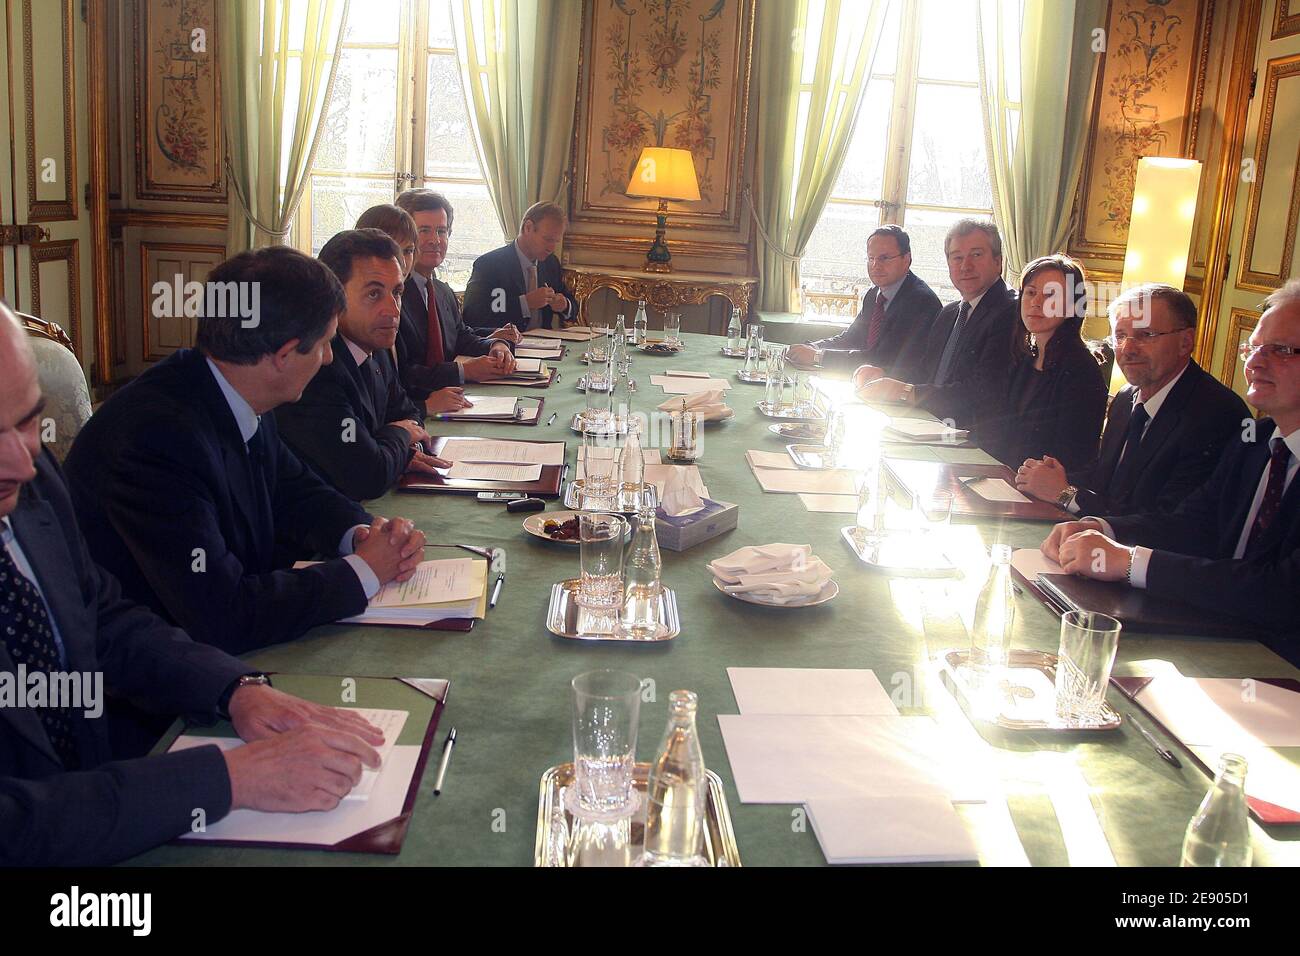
[17,312,92,462]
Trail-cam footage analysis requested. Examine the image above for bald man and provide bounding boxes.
[0,301,385,865]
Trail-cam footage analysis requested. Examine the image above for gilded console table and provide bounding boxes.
[561,265,758,327]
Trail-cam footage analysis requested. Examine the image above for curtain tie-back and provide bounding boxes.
[742,185,801,264]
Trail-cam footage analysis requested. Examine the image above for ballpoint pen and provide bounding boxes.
[1126,711,1182,769]
[433,727,457,795]
[560,462,569,487]
[489,571,504,608]
[546,411,557,426]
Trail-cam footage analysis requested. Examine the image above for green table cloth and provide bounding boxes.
[134,332,1300,867]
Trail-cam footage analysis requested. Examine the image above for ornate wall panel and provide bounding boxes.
[23,0,77,222]
[1236,54,1300,292]
[1219,307,1260,402]
[138,240,224,361]
[29,240,81,357]
[1274,0,1300,37]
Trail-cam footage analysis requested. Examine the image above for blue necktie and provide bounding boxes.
[933,300,971,386]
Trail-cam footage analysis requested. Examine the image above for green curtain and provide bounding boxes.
[451,0,581,237]
[219,0,349,254]
[751,0,887,313]
[976,0,1104,282]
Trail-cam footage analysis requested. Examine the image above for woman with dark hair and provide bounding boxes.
[979,254,1107,471]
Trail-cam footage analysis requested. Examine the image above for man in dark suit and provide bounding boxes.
[392,189,516,405]
[1044,279,1300,641]
[276,229,449,501]
[786,225,942,378]
[1017,284,1248,514]
[64,247,427,655]
[854,219,1018,434]
[462,201,576,332]
[0,302,384,865]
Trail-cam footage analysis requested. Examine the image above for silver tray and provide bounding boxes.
[736,369,793,385]
[767,421,826,441]
[756,400,826,422]
[575,375,613,393]
[545,578,680,642]
[536,762,740,866]
[938,647,1123,732]
[570,412,630,435]
[719,346,747,358]
[564,479,660,513]
[839,525,964,578]
[786,443,841,470]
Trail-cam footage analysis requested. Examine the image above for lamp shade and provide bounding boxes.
[625,147,701,202]
[1120,157,1202,291]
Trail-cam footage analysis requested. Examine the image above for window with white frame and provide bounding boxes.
[801,0,994,316]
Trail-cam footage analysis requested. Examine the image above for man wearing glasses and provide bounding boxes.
[1016,284,1247,515]
[392,189,517,405]
[1043,279,1300,640]
[786,224,941,378]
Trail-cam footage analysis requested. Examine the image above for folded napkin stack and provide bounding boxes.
[707,543,834,605]
[657,388,734,422]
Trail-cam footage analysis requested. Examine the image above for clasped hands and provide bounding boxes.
[462,342,517,382]
[851,364,911,403]
[1041,518,1134,583]
[524,284,567,314]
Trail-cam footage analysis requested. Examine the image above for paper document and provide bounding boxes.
[885,418,969,442]
[798,493,859,513]
[1136,677,1300,748]
[961,477,1031,503]
[751,467,857,495]
[1189,744,1300,817]
[514,357,543,373]
[530,327,600,341]
[294,560,485,623]
[1010,548,1064,580]
[746,449,798,470]
[651,375,732,394]
[371,558,479,607]
[438,396,518,418]
[727,667,898,716]
[446,462,541,482]
[516,347,563,359]
[438,438,564,466]
[665,369,711,378]
[806,795,978,865]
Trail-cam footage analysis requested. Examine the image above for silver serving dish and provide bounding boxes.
[839,525,965,578]
[563,479,659,513]
[736,370,793,385]
[938,647,1123,732]
[719,346,747,358]
[756,400,826,422]
[767,421,826,441]
[786,443,842,470]
[570,413,630,435]
[545,578,679,642]
[536,762,740,866]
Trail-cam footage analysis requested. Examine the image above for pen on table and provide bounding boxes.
[489,569,505,608]
[432,727,457,795]
[1126,711,1182,769]
[546,411,557,426]
[560,461,570,487]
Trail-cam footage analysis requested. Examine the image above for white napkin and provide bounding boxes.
[718,557,834,605]
[707,543,814,584]
[661,466,705,516]
[656,389,733,422]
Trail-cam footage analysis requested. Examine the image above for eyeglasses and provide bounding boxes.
[1108,329,1186,348]
[1239,342,1300,362]
[866,254,903,266]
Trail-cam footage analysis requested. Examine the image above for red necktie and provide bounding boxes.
[1244,437,1292,555]
[424,284,445,366]
[865,291,887,350]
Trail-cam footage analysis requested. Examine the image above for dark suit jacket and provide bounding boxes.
[808,271,943,378]
[461,241,574,331]
[1,453,249,865]
[276,336,423,501]
[980,337,1108,471]
[912,278,1019,433]
[1071,361,1249,516]
[1106,419,1300,635]
[63,348,372,654]
[396,274,501,401]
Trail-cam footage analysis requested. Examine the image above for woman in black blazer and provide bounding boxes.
[980,254,1107,471]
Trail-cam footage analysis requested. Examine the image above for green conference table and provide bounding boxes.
[135,331,1300,867]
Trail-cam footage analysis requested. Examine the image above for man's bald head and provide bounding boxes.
[0,301,44,518]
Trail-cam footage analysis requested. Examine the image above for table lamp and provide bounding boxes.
[625,146,701,273]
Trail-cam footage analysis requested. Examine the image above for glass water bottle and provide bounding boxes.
[742,323,765,377]
[618,417,645,493]
[634,300,649,345]
[612,313,627,366]
[971,544,1015,671]
[616,497,662,640]
[611,360,633,429]
[1181,754,1252,867]
[726,307,742,352]
[642,690,707,865]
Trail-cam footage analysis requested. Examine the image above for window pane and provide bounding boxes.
[917,0,979,81]
[314,48,398,172]
[428,0,455,48]
[424,180,506,289]
[344,0,400,43]
[309,176,396,255]
[800,200,879,301]
[872,0,902,76]
[425,53,483,180]
[905,84,991,209]
[830,77,892,201]
[899,207,978,304]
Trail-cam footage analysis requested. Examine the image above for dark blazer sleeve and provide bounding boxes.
[275,367,415,502]
[543,255,575,327]
[808,293,871,365]
[95,423,369,653]
[440,280,499,358]
[462,247,517,330]
[918,296,1016,430]
[1047,353,1108,472]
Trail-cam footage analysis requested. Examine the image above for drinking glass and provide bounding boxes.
[578,512,626,609]
[570,669,642,817]
[668,409,701,461]
[663,312,682,346]
[580,429,618,507]
[764,347,785,405]
[791,368,814,413]
[916,489,954,530]
[1054,610,1122,722]
[583,357,612,428]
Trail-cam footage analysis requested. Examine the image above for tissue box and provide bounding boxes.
[655,498,739,551]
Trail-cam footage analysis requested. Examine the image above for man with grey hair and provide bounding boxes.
[1017,283,1247,514]
[0,300,387,864]
[854,218,1018,435]
[462,201,576,331]
[1043,277,1300,646]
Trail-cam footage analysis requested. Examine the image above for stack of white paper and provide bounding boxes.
[961,477,1030,503]
[438,439,564,466]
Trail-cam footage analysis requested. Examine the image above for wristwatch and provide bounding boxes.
[900,383,915,404]
[217,673,272,719]
[1056,485,1078,508]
